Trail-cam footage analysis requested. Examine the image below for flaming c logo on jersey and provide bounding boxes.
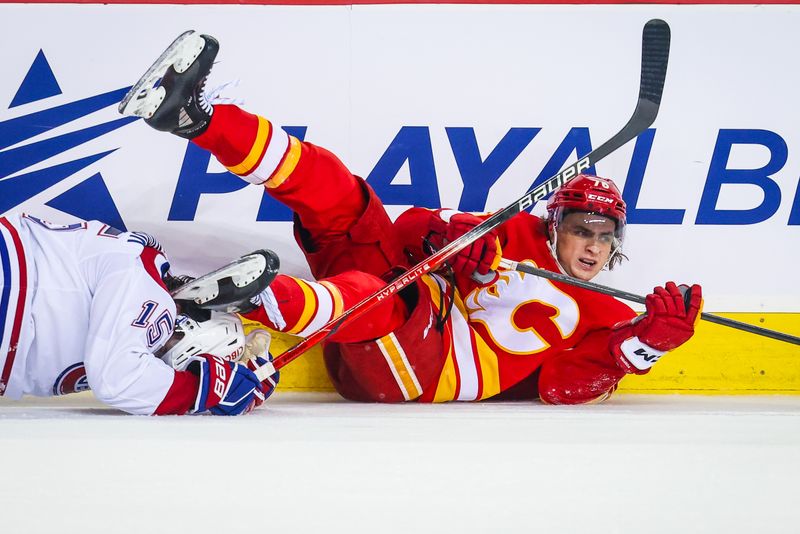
[53,363,90,396]
[464,262,580,355]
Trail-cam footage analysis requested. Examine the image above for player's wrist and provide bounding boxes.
[610,332,664,375]
[609,321,663,375]
[188,354,262,415]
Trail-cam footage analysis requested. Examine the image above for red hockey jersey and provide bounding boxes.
[395,209,637,404]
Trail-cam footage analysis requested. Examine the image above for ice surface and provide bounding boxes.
[2,392,799,533]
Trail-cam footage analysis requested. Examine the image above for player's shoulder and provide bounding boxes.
[76,223,167,259]
[508,211,544,225]
[575,289,636,325]
[502,212,546,237]
[77,227,171,294]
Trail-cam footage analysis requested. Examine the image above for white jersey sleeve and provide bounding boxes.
[3,214,187,414]
[82,248,178,415]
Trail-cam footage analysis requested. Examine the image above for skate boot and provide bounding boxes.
[171,249,280,315]
[119,30,219,139]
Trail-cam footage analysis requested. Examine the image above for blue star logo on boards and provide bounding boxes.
[0,49,138,230]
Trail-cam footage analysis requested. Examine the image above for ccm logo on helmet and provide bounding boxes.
[587,193,616,204]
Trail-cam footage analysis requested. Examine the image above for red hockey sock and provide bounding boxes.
[193,104,260,168]
[242,272,408,343]
[193,105,366,234]
[267,142,366,235]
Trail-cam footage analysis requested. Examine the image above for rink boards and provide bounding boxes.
[259,314,800,395]
[0,2,798,393]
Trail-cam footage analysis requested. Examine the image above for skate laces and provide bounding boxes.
[204,78,245,107]
[254,286,287,331]
[196,78,212,115]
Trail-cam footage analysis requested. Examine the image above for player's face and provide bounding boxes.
[555,212,616,281]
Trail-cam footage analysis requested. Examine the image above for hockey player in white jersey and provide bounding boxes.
[0,213,279,415]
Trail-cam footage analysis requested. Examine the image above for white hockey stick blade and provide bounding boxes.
[118,30,206,118]
[171,251,271,305]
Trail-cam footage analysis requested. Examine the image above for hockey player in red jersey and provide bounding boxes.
[122,31,702,404]
[0,213,279,415]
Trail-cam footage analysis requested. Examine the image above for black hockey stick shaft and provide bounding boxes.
[500,259,800,346]
[258,19,672,379]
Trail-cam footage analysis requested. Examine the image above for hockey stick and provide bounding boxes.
[254,18,671,381]
[499,258,800,346]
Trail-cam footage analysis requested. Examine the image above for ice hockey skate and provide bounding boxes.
[118,30,219,138]
[171,249,280,314]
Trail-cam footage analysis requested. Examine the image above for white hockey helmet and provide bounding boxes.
[160,312,246,371]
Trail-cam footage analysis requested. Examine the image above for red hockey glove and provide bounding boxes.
[427,211,502,277]
[610,282,703,374]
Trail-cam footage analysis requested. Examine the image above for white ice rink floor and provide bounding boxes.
[2,392,799,534]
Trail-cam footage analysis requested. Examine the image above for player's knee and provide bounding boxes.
[328,273,410,343]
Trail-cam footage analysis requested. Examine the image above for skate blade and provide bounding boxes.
[171,252,269,304]
[118,30,207,118]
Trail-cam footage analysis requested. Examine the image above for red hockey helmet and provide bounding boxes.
[546,174,626,231]
[546,174,627,271]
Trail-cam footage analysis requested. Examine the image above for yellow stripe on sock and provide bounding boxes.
[319,281,344,319]
[287,278,317,335]
[266,135,302,189]
[226,116,270,176]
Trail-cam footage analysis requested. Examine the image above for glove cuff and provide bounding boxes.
[609,324,665,375]
[188,354,233,413]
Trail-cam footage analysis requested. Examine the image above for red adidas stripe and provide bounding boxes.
[0,218,28,395]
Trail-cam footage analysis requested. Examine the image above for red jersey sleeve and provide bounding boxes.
[536,328,628,404]
[393,207,440,263]
[153,371,200,415]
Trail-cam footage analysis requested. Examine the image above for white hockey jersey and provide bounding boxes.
[0,213,178,414]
